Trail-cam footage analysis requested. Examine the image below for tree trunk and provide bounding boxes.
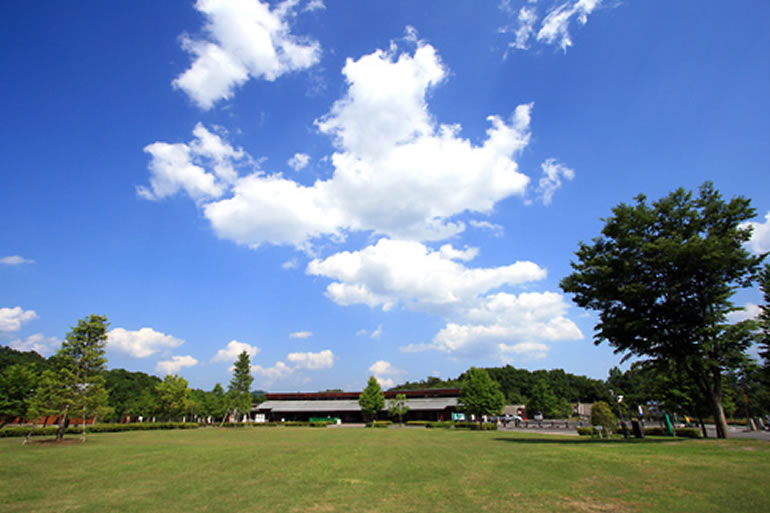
[81,404,87,443]
[56,404,70,442]
[697,414,708,438]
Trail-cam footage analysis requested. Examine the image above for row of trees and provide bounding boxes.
[0,317,262,441]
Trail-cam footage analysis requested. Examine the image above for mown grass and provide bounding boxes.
[1,427,768,512]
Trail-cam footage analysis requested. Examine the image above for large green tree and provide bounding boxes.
[359,376,384,422]
[387,393,409,423]
[0,363,39,428]
[155,374,191,421]
[228,351,254,422]
[31,314,111,441]
[460,367,505,425]
[561,183,765,438]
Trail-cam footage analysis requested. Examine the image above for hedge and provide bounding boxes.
[674,427,702,438]
[367,420,392,428]
[0,422,199,438]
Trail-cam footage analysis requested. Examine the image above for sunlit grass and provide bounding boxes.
[2,427,768,512]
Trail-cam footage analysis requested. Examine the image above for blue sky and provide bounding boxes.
[2,0,769,392]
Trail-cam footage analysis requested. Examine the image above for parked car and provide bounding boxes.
[533,412,544,421]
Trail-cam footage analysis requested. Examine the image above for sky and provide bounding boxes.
[1,0,769,392]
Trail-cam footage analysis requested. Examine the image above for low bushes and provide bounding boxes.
[674,427,702,438]
[367,421,392,428]
[0,422,199,438]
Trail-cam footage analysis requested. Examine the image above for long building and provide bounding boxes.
[254,388,461,423]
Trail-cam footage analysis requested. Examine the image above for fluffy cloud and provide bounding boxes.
[289,331,313,339]
[211,339,260,362]
[1,255,34,265]
[536,158,574,205]
[727,303,761,324]
[287,349,334,369]
[287,152,310,171]
[252,360,294,380]
[156,355,199,375]
[173,0,321,109]
[308,238,582,359]
[9,333,60,356]
[0,306,37,333]
[502,0,606,53]
[147,40,536,250]
[307,238,546,313]
[742,211,770,254]
[139,123,248,201]
[369,360,403,388]
[469,220,504,237]
[108,327,184,358]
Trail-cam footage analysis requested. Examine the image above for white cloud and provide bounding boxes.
[108,327,184,358]
[537,0,603,52]
[0,255,34,265]
[370,325,383,340]
[501,0,607,53]
[173,0,321,109]
[289,331,313,339]
[287,152,310,171]
[469,219,504,237]
[287,349,334,369]
[151,40,535,250]
[307,238,546,313]
[369,360,403,388]
[156,355,199,375]
[536,158,574,205]
[252,360,294,380]
[211,339,260,362]
[497,341,550,360]
[742,211,770,254]
[309,238,581,359]
[9,333,60,356]
[303,0,325,12]
[727,303,761,324]
[139,123,248,201]
[355,329,368,336]
[282,258,299,269]
[0,306,37,333]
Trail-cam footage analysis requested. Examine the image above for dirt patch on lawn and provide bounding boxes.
[561,496,640,513]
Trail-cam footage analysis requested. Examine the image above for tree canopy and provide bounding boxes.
[359,376,384,421]
[228,351,254,422]
[460,367,505,424]
[560,183,765,437]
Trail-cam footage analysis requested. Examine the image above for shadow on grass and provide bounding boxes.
[493,436,688,445]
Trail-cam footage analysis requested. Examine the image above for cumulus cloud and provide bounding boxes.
[501,0,607,53]
[303,0,325,12]
[307,238,582,359]
[289,331,313,339]
[139,123,249,201]
[536,158,574,205]
[156,355,199,375]
[108,327,184,358]
[727,303,761,324]
[1,255,34,265]
[173,0,321,109]
[369,360,403,388]
[287,349,334,369]
[147,39,535,250]
[287,152,310,171]
[742,211,770,254]
[211,339,260,362]
[252,360,294,380]
[9,333,60,356]
[0,306,37,333]
[307,238,546,313]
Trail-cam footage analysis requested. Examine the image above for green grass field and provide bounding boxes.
[2,427,768,512]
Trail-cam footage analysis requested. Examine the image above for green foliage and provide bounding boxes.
[228,351,254,420]
[387,393,409,423]
[0,363,39,421]
[452,421,497,430]
[460,367,504,422]
[674,427,702,438]
[0,421,199,438]
[367,420,392,428]
[104,368,161,420]
[591,401,617,434]
[358,376,385,421]
[576,426,597,436]
[0,346,48,374]
[155,374,191,421]
[526,379,561,418]
[561,183,765,438]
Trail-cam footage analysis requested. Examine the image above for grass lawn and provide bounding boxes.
[2,427,768,513]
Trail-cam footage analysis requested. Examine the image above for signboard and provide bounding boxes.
[451,412,465,421]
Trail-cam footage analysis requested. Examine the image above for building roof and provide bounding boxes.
[256,397,458,413]
[264,388,460,401]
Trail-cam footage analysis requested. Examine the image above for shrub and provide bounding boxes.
[453,422,497,431]
[425,421,453,429]
[406,421,428,426]
[591,401,617,434]
[643,426,669,436]
[367,420,392,428]
[674,428,702,438]
[576,426,596,436]
[0,422,200,437]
